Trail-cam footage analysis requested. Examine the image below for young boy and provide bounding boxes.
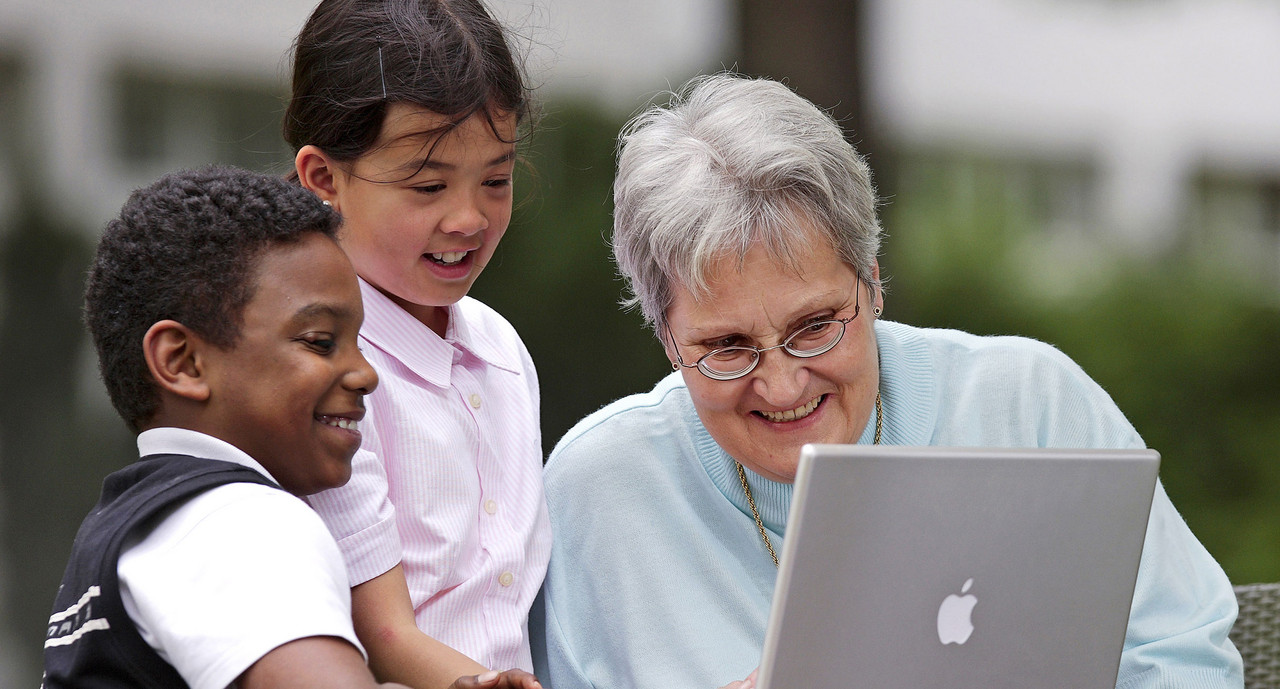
[42,166,538,689]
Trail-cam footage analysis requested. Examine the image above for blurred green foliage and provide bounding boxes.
[0,193,135,681]
[883,152,1280,584]
[470,102,672,445]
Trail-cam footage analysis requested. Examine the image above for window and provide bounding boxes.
[1187,169,1280,287]
[1191,171,1280,239]
[893,148,1098,239]
[113,69,290,173]
[0,52,23,225]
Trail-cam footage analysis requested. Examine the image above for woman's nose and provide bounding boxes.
[750,349,808,407]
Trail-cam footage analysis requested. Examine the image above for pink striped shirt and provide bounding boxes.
[306,278,551,672]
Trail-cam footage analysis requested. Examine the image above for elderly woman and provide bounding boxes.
[532,74,1241,688]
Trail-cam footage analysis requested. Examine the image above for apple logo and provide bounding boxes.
[936,578,977,645]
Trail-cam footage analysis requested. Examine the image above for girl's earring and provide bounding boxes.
[322,200,332,207]
[873,306,882,318]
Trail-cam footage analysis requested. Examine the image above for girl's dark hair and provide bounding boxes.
[284,0,531,165]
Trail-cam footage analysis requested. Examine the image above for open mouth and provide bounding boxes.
[427,250,469,266]
[756,395,824,423]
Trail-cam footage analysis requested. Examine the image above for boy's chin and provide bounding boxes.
[317,462,355,494]
[282,461,354,497]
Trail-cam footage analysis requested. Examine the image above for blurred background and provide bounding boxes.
[1,0,1278,684]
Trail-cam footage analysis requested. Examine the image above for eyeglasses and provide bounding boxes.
[666,283,862,381]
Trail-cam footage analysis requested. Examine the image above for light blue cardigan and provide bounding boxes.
[533,320,1243,688]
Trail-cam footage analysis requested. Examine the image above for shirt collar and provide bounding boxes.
[136,427,279,486]
[354,277,522,387]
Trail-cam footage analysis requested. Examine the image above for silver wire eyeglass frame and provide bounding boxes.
[665,280,863,381]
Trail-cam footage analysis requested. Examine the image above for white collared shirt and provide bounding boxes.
[119,427,363,689]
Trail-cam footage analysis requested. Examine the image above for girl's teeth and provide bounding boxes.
[759,397,821,423]
[431,251,467,265]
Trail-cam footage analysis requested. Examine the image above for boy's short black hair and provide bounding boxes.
[85,165,341,432]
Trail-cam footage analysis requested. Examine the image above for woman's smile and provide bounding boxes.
[755,394,825,423]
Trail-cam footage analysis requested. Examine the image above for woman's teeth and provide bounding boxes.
[430,251,467,265]
[759,396,822,423]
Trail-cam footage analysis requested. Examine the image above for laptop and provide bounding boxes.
[756,445,1159,689]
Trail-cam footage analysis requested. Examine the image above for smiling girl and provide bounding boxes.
[286,2,548,688]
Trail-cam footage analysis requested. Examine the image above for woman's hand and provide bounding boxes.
[449,669,543,689]
[718,667,759,689]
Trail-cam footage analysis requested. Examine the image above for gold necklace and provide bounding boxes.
[736,392,882,568]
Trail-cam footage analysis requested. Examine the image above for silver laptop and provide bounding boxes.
[757,445,1159,689]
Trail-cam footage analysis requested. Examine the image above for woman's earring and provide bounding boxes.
[322,199,332,207]
[873,306,882,317]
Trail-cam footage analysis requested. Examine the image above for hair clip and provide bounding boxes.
[377,45,388,99]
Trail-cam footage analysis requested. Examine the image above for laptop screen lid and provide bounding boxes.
[756,445,1159,689]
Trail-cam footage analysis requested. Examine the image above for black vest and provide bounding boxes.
[43,454,279,689]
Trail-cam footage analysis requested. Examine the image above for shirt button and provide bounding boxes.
[484,499,498,515]
[498,571,514,587]
[469,393,482,409]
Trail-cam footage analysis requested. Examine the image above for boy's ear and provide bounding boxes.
[295,145,339,204]
[142,320,211,402]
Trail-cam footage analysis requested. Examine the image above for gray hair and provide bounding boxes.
[612,73,883,332]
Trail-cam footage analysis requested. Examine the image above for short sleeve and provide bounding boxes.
[119,484,363,689]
